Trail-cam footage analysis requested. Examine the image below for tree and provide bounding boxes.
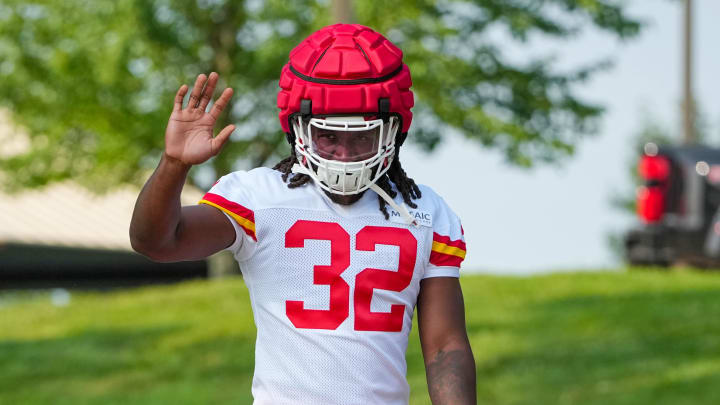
[0,0,642,191]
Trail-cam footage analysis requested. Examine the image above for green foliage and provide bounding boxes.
[0,0,322,191]
[359,0,641,166]
[0,0,642,191]
[3,271,720,404]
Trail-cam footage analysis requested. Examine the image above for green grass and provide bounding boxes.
[2,270,720,404]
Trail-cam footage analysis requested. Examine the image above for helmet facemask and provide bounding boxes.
[292,115,399,196]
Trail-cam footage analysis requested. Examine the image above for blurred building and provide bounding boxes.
[0,112,217,289]
[0,182,211,289]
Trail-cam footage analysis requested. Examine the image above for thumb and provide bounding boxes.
[211,124,235,156]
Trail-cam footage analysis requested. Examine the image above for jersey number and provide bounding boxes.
[284,220,416,332]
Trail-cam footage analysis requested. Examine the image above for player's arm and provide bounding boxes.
[417,277,476,405]
[130,72,236,262]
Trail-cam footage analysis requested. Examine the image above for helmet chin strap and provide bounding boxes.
[368,182,418,227]
[291,163,418,227]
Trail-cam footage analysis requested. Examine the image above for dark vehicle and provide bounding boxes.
[625,143,720,267]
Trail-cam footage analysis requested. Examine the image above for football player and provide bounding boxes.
[130,24,476,405]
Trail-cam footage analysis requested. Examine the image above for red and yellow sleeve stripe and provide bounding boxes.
[429,232,466,268]
[199,192,257,241]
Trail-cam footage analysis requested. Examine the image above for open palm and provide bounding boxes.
[165,72,235,165]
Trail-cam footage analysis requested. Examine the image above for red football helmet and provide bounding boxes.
[277,24,414,196]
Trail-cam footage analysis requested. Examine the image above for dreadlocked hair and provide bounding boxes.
[370,146,420,219]
[272,135,313,189]
[273,137,422,220]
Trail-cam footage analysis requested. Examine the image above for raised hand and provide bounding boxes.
[164,72,235,166]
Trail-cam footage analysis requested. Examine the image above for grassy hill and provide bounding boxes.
[2,271,720,404]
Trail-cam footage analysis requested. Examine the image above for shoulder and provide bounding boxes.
[217,167,285,189]
[213,167,323,211]
[415,184,444,208]
[413,184,467,272]
[215,167,288,195]
[203,167,286,210]
[413,184,463,231]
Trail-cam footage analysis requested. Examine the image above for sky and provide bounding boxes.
[400,1,720,274]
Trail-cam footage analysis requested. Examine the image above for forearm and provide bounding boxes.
[129,154,191,256]
[425,341,476,405]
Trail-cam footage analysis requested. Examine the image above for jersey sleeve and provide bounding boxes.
[425,197,466,279]
[198,171,258,260]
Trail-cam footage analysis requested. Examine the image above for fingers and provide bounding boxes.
[188,73,207,109]
[176,73,232,115]
[173,84,188,112]
[197,72,219,111]
[210,87,234,119]
[211,124,236,156]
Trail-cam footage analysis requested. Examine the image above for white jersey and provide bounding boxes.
[199,167,466,405]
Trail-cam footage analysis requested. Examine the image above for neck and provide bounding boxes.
[324,190,365,205]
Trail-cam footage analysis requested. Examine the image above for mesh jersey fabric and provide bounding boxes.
[199,167,466,405]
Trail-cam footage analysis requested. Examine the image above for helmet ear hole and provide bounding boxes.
[378,98,390,122]
[300,99,312,120]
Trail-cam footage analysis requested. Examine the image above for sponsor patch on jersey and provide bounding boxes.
[389,209,432,227]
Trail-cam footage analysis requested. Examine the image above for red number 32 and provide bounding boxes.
[284,220,417,332]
